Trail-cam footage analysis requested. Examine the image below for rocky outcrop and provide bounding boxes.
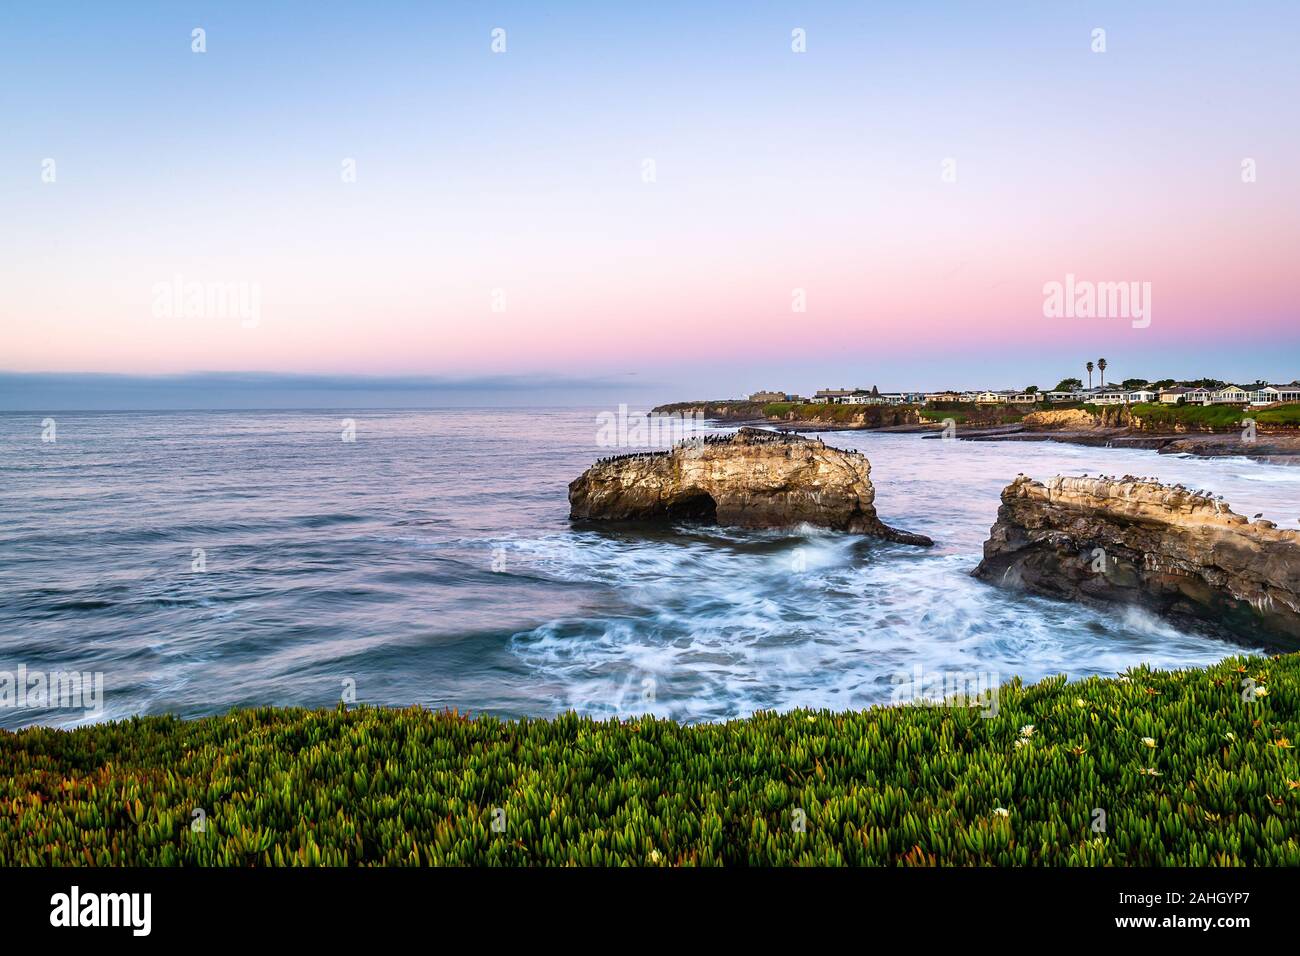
[1021,408,1100,430]
[651,401,769,422]
[974,475,1300,648]
[568,427,932,545]
[1020,406,1134,430]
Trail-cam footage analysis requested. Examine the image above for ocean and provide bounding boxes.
[2,407,1295,730]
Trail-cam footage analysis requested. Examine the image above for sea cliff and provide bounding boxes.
[569,427,932,544]
[974,475,1300,648]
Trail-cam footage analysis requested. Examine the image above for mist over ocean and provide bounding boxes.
[2,408,1295,730]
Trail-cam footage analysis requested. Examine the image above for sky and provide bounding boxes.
[1,1,1297,408]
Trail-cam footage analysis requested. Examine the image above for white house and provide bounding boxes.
[1127,389,1157,404]
[1271,383,1300,402]
[813,388,858,404]
[1250,384,1300,405]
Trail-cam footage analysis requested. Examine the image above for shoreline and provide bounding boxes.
[668,406,1300,463]
[928,425,1300,464]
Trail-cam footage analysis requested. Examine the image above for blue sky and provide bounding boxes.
[2,2,1297,407]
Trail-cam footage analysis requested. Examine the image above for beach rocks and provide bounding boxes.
[568,427,932,545]
[973,474,1300,648]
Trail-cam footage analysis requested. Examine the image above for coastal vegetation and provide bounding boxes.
[1253,404,1300,427]
[918,401,1088,426]
[1132,402,1300,431]
[652,398,1300,440]
[761,401,879,422]
[3,654,1297,866]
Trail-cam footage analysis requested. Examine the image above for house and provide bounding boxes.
[1274,382,1300,402]
[976,390,1038,404]
[748,390,793,403]
[1211,386,1251,405]
[1044,390,1081,403]
[1250,384,1300,405]
[1158,386,1192,404]
[812,388,858,404]
[924,391,963,404]
[1184,388,1215,405]
[1127,389,1157,404]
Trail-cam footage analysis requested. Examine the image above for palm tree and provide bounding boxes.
[1086,361,1094,389]
[1098,358,1107,386]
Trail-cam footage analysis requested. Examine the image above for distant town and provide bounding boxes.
[747,377,1300,409]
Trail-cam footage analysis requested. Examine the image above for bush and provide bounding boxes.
[1255,404,1300,427]
[1130,403,1250,430]
[761,402,911,421]
[3,654,1298,866]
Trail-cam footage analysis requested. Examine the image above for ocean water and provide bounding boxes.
[1,408,1295,730]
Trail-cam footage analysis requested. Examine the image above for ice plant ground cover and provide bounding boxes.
[2,654,1297,866]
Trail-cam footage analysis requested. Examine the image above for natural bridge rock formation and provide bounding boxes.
[568,427,932,545]
[973,474,1300,648]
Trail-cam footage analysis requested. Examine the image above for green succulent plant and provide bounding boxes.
[2,654,1297,866]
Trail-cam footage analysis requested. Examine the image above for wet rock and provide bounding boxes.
[568,427,932,545]
[973,474,1300,648]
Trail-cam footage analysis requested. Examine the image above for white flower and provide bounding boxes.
[1075,698,1086,707]
[1019,724,1035,738]
[1142,737,1156,748]
[1224,732,1236,741]
[994,807,1010,817]
[648,848,663,864]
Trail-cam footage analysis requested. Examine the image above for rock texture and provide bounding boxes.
[1020,408,1104,430]
[974,475,1300,648]
[568,427,932,545]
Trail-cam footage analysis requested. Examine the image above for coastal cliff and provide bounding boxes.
[569,427,932,544]
[652,400,925,430]
[973,475,1300,647]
